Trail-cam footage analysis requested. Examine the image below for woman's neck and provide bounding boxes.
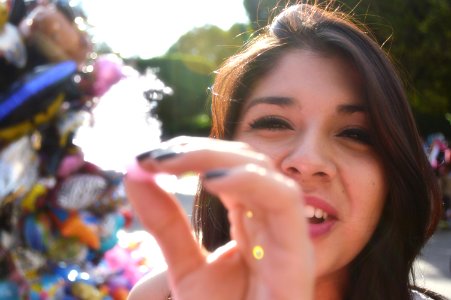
[314,269,349,300]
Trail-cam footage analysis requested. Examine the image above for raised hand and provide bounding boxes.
[124,136,314,300]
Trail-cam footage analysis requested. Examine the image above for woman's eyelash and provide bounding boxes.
[249,116,293,130]
[339,128,372,144]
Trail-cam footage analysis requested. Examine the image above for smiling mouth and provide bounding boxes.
[305,205,330,224]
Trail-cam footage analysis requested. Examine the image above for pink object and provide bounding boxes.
[57,153,85,177]
[91,54,125,97]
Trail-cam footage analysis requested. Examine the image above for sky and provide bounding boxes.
[81,0,250,58]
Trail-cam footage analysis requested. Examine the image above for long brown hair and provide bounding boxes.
[192,3,442,299]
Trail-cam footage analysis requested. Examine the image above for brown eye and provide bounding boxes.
[339,128,372,145]
[249,116,293,131]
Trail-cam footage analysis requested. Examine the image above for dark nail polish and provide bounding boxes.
[204,169,228,180]
[136,149,179,162]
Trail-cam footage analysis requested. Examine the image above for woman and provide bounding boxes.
[125,3,443,299]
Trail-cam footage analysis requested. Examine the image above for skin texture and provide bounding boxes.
[125,50,387,300]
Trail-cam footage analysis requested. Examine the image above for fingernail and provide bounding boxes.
[125,162,156,183]
[204,169,228,180]
[136,148,180,162]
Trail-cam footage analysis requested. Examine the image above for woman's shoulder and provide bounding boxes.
[128,268,170,300]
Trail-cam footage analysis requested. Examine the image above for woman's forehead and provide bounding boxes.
[244,49,365,106]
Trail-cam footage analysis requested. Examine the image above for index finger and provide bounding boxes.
[124,162,204,284]
[136,136,273,176]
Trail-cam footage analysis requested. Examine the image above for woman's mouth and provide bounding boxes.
[305,205,329,224]
[303,197,338,238]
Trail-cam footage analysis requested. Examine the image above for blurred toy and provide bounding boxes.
[0,279,21,300]
[0,2,27,91]
[0,60,77,144]
[90,54,125,97]
[28,273,65,300]
[23,212,53,252]
[0,2,8,29]
[59,211,100,250]
[19,2,91,67]
[0,22,26,68]
[6,0,27,26]
[71,281,104,300]
[0,135,39,206]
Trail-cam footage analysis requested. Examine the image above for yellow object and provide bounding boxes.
[60,213,100,249]
[252,245,264,260]
[0,2,8,29]
[21,183,47,211]
[0,93,64,142]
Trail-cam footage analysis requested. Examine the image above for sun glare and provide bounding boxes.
[82,0,249,58]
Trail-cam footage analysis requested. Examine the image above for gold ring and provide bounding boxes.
[252,245,264,260]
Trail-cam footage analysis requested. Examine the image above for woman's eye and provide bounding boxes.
[339,128,372,145]
[249,116,293,131]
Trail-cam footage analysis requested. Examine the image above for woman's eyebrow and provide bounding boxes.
[243,96,294,113]
[336,103,367,114]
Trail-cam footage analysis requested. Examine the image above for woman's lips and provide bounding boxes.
[308,218,337,238]
[303,196,338,238]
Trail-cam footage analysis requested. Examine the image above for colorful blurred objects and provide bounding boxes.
[0,0,170,298]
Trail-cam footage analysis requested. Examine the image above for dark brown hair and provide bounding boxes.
[192,3,442,299]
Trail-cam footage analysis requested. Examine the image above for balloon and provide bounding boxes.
[23,213,52,252]
[91,54,125,97]
[29,273,65,300]
[60,212,100,250]
[0,136,39,205]
[0,61,77,143]
[71,281,103,300]
[0,280,20,300]
[0,3,8,29]
[0,23,27,67]
[19,3,91,66]
[56,174,108,210]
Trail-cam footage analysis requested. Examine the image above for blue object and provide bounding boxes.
[0,60,77,121]
[0,280,20,300]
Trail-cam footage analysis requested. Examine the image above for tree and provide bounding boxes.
[134,54,215,138]
[135,24,253,138]
[167,24,252,67]
[340,0,451,137]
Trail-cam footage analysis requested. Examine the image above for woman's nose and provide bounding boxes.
[279,134,337,181]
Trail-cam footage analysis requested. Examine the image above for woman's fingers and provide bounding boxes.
[124,163,204,283]
[128,136,314,298]
[136,136,273,176]
[204,164,308,242]
[202,164,314,285]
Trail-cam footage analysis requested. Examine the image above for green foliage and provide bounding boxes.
[134,24,252,138]
[167,24,253,67]
[340,0,451,137]
[134,54,215,138]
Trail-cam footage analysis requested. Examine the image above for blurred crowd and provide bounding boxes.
[426,133,451,230]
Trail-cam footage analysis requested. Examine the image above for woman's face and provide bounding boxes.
[234,50,387,286]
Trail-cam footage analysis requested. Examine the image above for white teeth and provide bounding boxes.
[305,205,328,220]
[305,205,315,218]
[314,208,323,219]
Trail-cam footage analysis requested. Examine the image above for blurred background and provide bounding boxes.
[83,0,451,141]
[0,0,450,299]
